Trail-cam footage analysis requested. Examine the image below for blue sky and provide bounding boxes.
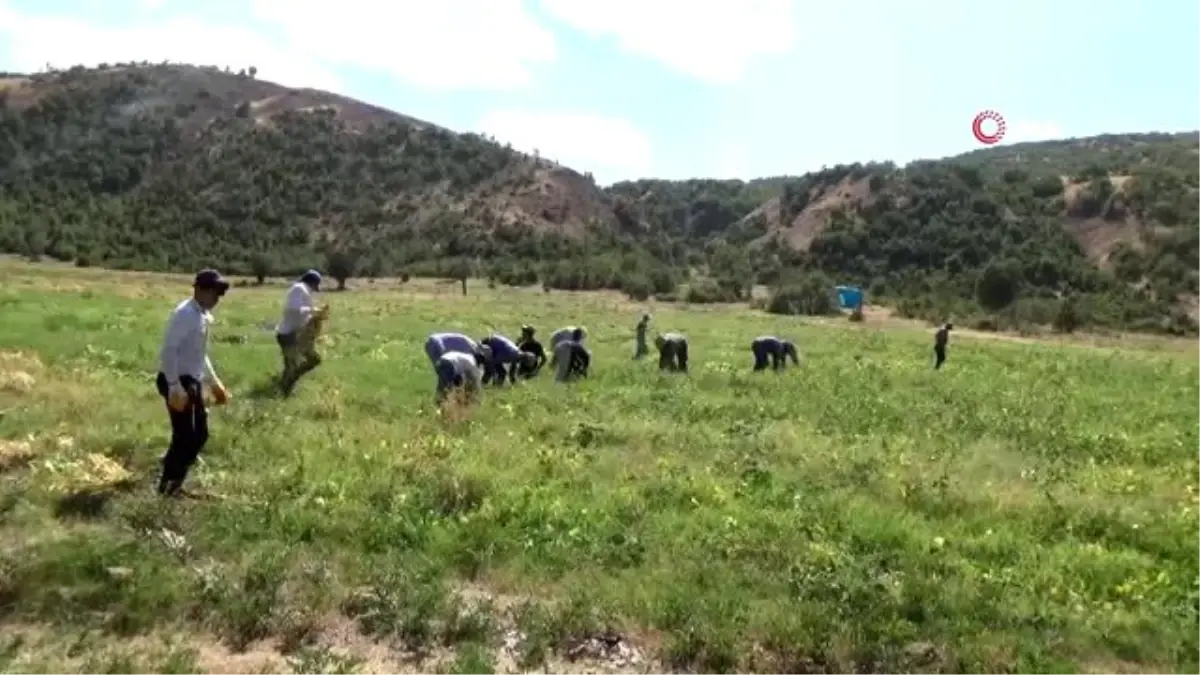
[1,0,1197,185]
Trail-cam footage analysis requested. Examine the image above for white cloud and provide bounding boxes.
[476,109,653,181]
[0,2,344,93]
[0,0,559,93]
[251,0,557,91]
[538,0,796,84]
[1004,119,1065,144]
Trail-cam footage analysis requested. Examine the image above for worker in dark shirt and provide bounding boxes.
[516,324,546,379]
[655,332,689,372]
[751,336,799,371]
[933,323,952,369]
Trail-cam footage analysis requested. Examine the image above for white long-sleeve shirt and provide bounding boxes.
[437,351,483,393]
[277,282,317,336]
[550,326,581,348]
[159,298,217,387]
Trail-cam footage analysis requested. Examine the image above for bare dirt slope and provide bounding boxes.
[741,176,876,250]
[1060,174,1148,265]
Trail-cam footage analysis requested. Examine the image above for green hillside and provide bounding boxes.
[0,62,1196,333]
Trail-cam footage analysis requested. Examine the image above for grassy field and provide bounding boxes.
[0,261,1196,674]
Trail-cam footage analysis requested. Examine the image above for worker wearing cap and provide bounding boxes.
[276,269,328,395]
[634,313,651,360]
[155,269,230,497]
[515,324,545,379]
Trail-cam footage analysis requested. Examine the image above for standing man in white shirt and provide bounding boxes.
[276,269,328,395]
[156,269,230,497]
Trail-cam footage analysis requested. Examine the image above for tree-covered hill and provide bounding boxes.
[0,62,1196,333]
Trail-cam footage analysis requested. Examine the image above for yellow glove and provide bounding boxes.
[210,380,230,406]
[167,385,190,412]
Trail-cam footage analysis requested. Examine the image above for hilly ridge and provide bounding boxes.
[0,62,1196,333]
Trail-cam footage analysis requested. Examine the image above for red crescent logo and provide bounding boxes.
[972,110,1007,145]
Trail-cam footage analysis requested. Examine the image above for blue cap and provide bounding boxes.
[300,269,322,289]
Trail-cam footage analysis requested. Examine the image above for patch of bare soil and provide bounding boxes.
[1060,174,1146,265]
[1062,216,1144,265]
[812,306,1195,353]
[485,162,616,237]
[0,76,30,90]
[784,176,875,250]
[738,176,875,250]
[0,584,661,674]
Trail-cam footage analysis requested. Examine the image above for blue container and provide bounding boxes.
[836,285,864,311]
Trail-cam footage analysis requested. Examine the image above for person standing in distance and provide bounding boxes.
[276,270,328,395]
[155,269,231,497]
[634,314,651,360]
[933,323,952,369]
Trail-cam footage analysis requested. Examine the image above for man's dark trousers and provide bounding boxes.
[752,344,771,371]
[277,331,322,394]
[934,345,947,369]
[155,372,208,495]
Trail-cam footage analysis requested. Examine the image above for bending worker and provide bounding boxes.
[553,336,591,383]
[751,335,799,371]
[480,332,523,385]
[434,350,484,404]
[548,326,587,369]
[425,332,481,369]
[655,332,689,372]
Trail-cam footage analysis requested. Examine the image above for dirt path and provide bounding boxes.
[811,305,1196,354]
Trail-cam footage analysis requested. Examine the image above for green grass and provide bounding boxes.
[0,261,1196,673]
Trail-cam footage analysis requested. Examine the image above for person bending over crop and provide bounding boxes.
[751,336,799,371]
[549,325,587,349]
[656,332,688,372]
[434,350,484,404]
[548,326,587,369]
[424,332,480,369]
[480,333,523,385]
[553,338,591,382]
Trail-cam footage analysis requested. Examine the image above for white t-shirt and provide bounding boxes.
[277,282,317,336]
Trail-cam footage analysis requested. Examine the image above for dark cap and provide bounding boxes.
[193,269,230,294]
[300,269,322,289]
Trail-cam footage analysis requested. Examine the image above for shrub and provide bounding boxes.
[766,273,838,316]
[684,280,740,304]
